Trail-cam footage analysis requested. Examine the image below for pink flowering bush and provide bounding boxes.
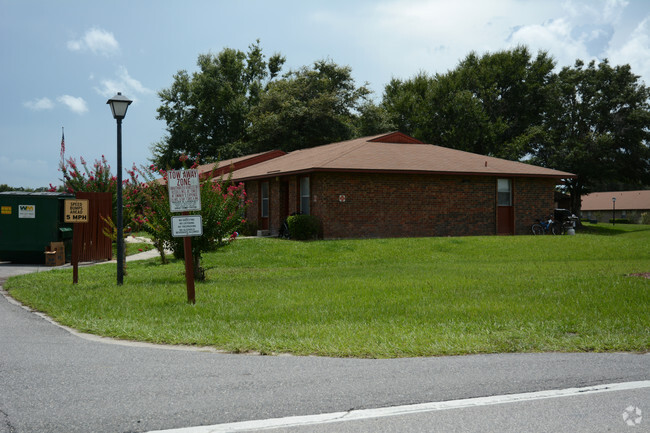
[127,155,250,279]
[55,155,124,234]
[57,155,117,194]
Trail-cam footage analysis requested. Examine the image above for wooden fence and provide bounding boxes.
[73,192,113,262]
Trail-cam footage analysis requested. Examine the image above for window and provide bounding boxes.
[261,182,269,218]
[300,177,310,215]
[498,179,512,206]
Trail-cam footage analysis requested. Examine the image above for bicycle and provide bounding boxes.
[278,218,291,239]
[531,217,562,235]
[278,211,302,239]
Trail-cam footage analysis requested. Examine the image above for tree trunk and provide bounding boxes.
[193,253,205,281]
[567,179,585,227]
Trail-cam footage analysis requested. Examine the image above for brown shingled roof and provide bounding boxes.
[230,132,575,181]
[157,150,285,185]
[581,190,650,211]
[198,149,286,180]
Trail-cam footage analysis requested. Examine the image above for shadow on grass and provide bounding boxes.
[577,224,650,236]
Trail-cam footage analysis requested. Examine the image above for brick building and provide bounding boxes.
[580,190,650,223]
[228,132,575,238]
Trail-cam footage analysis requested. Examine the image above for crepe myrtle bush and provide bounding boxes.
[56,155,117,194]
[126,155,250,280]
[54,155,126,234]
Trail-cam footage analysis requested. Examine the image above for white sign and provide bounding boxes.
[18,204,35,218]
[168,169,201,212]
[171,215,203,237]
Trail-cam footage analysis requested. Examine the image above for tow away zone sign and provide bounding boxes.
[168,169,201,212]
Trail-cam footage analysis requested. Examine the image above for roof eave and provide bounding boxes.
[232,167,576,182]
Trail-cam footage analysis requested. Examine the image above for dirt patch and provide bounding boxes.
[629,272,650,279]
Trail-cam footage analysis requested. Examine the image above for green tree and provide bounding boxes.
[382,46,556,160]
[382,73,432,137]
[246,59,372,153]
[153,40,285,168]
[531,60,650,214]
[355,101,395,137]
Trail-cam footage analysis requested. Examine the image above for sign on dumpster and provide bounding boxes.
[168,169,201,212]
[18,205,35,218]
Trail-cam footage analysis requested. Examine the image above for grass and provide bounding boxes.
[112,232,156,258]
[6,224,650,358]
[123,241,155,256]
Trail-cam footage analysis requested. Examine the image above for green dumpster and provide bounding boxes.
[0,192,74,263]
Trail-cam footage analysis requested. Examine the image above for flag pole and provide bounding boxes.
[60,127,65,161]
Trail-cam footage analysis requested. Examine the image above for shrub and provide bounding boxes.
[642,212,650,225]
[609,218,630,224]
[238,220,258,236]
[287,215,321,240]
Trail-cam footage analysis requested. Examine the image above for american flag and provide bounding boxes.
[60,127,65,160]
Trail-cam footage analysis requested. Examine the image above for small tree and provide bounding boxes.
[128,157,250,280]
[124,164,171,264]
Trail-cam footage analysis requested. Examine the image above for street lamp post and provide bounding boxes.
[107,92,132,285]
[612,197,616,226]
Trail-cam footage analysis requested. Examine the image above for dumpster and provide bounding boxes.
[0,192,74,263]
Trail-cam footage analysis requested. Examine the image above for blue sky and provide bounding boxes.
[2,0,649,188]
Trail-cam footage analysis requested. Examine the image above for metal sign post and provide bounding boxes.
[167,169,202,304]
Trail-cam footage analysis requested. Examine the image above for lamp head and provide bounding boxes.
[107,92,132,120]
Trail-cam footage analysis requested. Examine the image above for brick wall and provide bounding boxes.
[243,172,558,238]
[513,177,557,235]
[243,180,260,229]
[312,172,496,238]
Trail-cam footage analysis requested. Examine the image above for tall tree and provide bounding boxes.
[246,60,372,153]
[355,100,395,137]
[152,40,285,168]
[382,46,556,160]
[531,60,650,214]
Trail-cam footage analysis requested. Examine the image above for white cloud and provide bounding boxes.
[94,66,153,99]
[23,97,54,111]
[509,17,592,67]
[311,0,556,81]
[606,17,650,85]
[67,27,119,56]
[325,0,650,91]
[57,95,88,114]
[564,0,628,25]
[602,0,629,23]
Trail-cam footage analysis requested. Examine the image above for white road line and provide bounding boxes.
[147,380,650,433]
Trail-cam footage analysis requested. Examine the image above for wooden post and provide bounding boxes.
[184,236,195,304]
[72,223,79,284]
[182,211,195,304]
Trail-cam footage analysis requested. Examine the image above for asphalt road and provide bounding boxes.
[1,262,648,433]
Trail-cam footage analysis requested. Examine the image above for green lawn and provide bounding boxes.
[6,224,649,358]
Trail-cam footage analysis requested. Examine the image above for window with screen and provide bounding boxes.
[498,179,512,206]
[261,182,269,217]
[300,177,310,215]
